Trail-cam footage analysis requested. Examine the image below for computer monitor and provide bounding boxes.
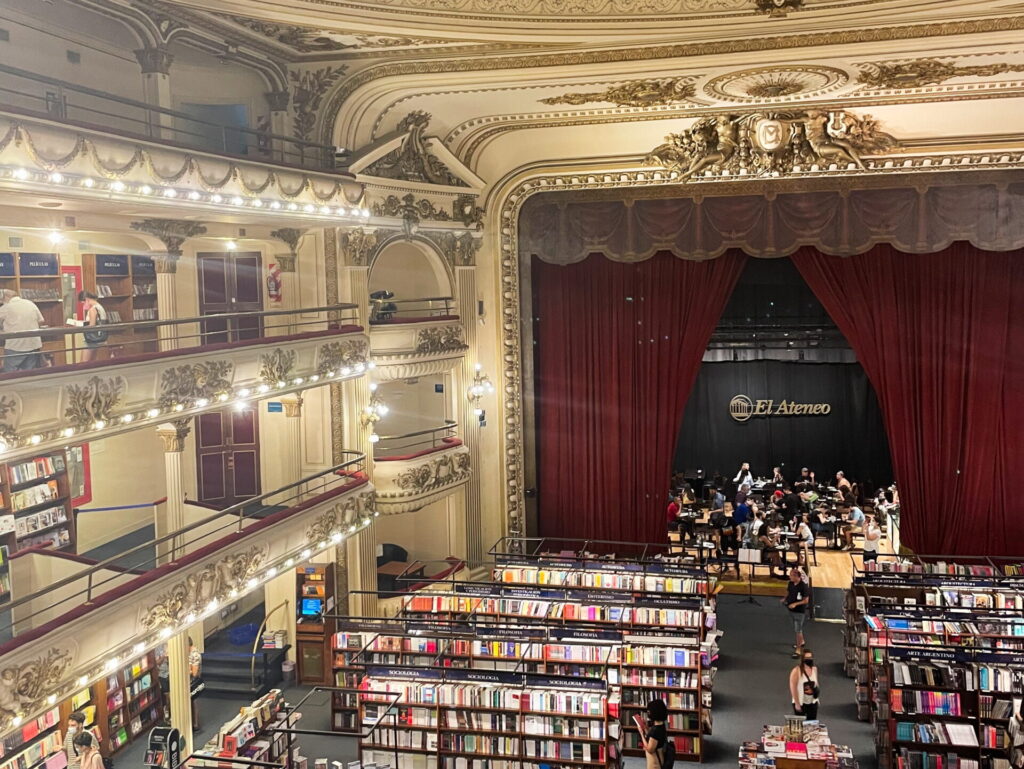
[300,597,323,617]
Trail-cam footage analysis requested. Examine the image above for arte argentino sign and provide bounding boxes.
[729,394,832,423]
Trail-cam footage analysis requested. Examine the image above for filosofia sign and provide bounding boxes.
[729,394,831,423]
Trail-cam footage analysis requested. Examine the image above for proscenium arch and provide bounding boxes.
[367,234,456,307]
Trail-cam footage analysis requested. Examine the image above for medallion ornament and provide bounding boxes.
[291,67,346,142]
[139,546,267,631]
[260,349,298,386]
[540,77,697,108]
[393,452,471,495]
[317,340,369,376]
[415,326,467,354]
[454,195,485,230]
[857,58,1024,90]
[703,66,848,102]
[159,361,233,409]
[365,112,467,187]
[0,648,74,731]
[646,110,896,179]
[754,0,803,14]
[63,376,126,429]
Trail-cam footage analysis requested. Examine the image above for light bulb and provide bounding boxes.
[163,188,177,198]
[62,427,75,438]
[110,180,126,192]
[188,191,201,201]
[146,408,160,418]
[82,178,95,188]
[330,532,342,543]
[29,435,41,445]
[303,204,315,213]
[231,196,244,206]
[121,414,134,424]
[287,203,298,211]
[226,240,237,251]
[301,549,311,559]
[238,388,251,398]
[47,231,64,245]
[77,676,88,687]
[252,200,263,208]
[211,194,223,203]
[195,398,209,407]
[159,627,172,639]
[270,201,281,210]
[369,433,380,443]
[257,384,269,394]
[377,405,389,416]
[139,185,152,195]
[48,172,64,183]
[368,382,377,392]
[12,168,29,180]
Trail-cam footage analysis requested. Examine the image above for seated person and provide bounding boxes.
[666,496,681,530]
[680,483,697,505]
[795,467,816,492]
[734,483,750,508]
[792,514,815,566]
[840,502,866,550]
[758,515,786,577]
[809,505,837,544]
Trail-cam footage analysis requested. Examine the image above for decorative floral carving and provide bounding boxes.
[454,195,485,230]
[857,58,1024,90]
[372,194,451,236]
[365,112,467,187]
[415,326,467,354]
[0,648,74,731]
[317,340,369,376]
[139,546,267,631]
[223,16,433,52]
[291,67,346,142]
[339,228,381,266]
[130,220,208,271]
[424,231,481,267]
[63,376,126,428]
[646,109,896,179]
[0,396,19,445]
[270,227,305,257]
[703,65,848,102]
[156,420,191,453]
[539,77,697,107]
[754,0,803,14]
[260,348,297,386]
[392,452,471,495]
[159,361,233,408]
[305,492,374,542]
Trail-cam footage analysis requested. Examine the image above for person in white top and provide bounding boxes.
[733,462,754,488]
[0,289,44,372]
[861,514,882,563]
[789,647,820,720]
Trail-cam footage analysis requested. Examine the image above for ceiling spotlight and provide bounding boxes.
[139,185,153,195]
[47,230,64,245]
[269,201,281,210]
[287,203,298,211]
[303,204,315,213]
[231,196,244,206]
[252,199,263,208]
[226,240,237,251]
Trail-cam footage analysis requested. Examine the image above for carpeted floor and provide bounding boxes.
[117,593,874,768]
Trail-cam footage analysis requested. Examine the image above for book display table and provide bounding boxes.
[739,721,857,769]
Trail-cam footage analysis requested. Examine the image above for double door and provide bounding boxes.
[197,252,263,343]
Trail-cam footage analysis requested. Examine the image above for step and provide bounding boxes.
[200,679,271,699]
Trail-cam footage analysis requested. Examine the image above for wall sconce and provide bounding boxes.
[467,363,494,416]
[361,383,389,442]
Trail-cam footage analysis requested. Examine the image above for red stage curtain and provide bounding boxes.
[534,251,747,545]
[792,243,1024,556]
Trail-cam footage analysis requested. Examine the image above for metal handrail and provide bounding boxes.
[0,63,341,171]
[250,599,290,689]
[373,420,459,458]
[369,296,455,322]
[0,452,365,635]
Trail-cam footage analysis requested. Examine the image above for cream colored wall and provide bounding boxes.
[373,500,455,568]
[377,375,450,436]
[168,43,270,131]
[369,241,452,301]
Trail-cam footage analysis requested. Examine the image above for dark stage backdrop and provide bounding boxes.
[674,360,892,491]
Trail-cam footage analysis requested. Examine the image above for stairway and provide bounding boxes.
[200,647,291,699]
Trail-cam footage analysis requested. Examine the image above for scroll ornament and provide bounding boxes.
[646,110,896,179]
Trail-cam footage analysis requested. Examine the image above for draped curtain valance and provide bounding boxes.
[519,183,1024,263]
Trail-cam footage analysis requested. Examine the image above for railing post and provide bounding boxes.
[86,571,93,602]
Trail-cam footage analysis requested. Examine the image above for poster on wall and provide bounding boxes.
[65,444,92,507]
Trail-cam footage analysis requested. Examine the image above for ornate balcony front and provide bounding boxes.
[369,300,466,381]
[373,422,471,513]
[0,455,376,736]
[0,305,369,464]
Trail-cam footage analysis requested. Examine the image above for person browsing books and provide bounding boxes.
[642,698,671,769]
[72,730,104,769]
[63,711,87,769]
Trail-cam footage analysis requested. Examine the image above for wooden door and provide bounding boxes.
[197,252,263,344]
[195,406,261,508]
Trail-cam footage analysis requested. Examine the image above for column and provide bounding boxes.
[134,47,174,140]
[154,254,179,352]
[341,265,377,616]
[156,421,189,563]
[165,631,194,755]
[453,265,485,569]
[265,90,291,163]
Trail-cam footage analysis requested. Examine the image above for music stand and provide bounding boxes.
[738,548,761,605]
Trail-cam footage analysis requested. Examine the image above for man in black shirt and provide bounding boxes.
[781,567,811,658]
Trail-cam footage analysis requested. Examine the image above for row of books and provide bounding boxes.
[132,283,157,296]
[889,689,962,716]
[894,720,978,746]
[132,308,158,320]
[10,480,60,512]
[14,505,67,540]
[17,288,60,301]
[895,750,979,769]
[7,455,62,485]
[18,527,70,550]
[363,681,610,716]
[493,566,710,595]
[865,560,999,576]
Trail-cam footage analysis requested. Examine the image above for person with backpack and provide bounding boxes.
[77,291,108,362]
[642,698,674,769]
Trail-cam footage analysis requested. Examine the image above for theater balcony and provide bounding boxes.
[368,297,467,380]
[0,304,369,464]
[0,67,366,223]
[373,421,470,514]
[0,453,376,728]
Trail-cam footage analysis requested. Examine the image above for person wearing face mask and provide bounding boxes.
[789,648,820,721]
[72,730,104,769]
[63,711,87,769]
[642,698,671,769]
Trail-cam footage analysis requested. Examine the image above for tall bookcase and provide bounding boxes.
[0,450,76,555]
[0,252,67,366]
[104,650,165,755]
[0,704,63,769]
[82,254,158,356]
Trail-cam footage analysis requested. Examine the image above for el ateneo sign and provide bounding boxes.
[729,394,831,423]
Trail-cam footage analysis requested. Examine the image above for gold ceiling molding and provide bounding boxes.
[63,376,127,429]
[138,545,267,632]
[305,491,374,540]
[755,0,803,14]
[221,15,438,52]
[539,77,699,108]
[857,58,1024,90]
[0,648,75,733]
[321,16,1024,145]
[703,65,847,102]
[372,193,452,236]
[494,161,1024,540]
[647,109,895,178]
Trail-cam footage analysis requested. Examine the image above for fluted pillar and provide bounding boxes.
[165,631,193,754]
[156,421,190,564]
[454,266,484,566]
[134,46,174,140]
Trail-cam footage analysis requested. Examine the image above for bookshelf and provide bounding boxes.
[0,252,67,366]
[0,451,76,555]
[191,689,302,768]
[0,706,63,769]
[82,254,159,356]
[295,563,336,685]
[104,651,165,755]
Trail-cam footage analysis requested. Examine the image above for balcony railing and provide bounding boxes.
[1,452,367,637]
[369,296,456,324]
[0,64,342,172]
[0,302,359,379]
[374,421,459,460]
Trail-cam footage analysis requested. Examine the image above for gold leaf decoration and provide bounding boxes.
[63,376,125,428]
[260,348,297,386]
[415,326,467,354]
[0,648,74,731]
[158,361,233,409]
[316,340,369,376]
[540,78,696,108]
